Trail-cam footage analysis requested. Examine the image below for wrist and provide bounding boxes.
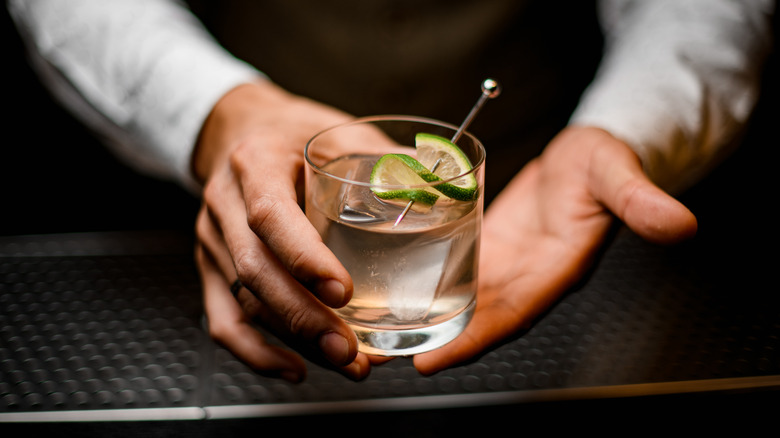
[191,80,295,183]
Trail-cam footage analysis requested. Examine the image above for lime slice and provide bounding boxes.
[415,133,477,201]
[370,154,440,211]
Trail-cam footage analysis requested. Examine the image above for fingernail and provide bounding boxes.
[317,279,346,306]
[319,331,350,365]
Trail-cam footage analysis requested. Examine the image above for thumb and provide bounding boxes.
[590,135,698,245]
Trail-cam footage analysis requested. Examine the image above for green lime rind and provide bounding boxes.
[373,188,440,205]
[431,179,479,201]
[415,132,478,201]
[370,154,440,206]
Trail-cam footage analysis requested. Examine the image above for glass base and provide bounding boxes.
[349,300,475,356]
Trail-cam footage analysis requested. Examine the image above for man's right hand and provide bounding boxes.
[191,80,369,382]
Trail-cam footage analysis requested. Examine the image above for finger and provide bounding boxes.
[413,243,575,376]
[196,245,308,382]
[339,352,372,380]
[197,205,268,318]
[230,138,353,308]
[203,166,359,367]
[196,206,236,280]
[197,208,371,380]
[271,330,372,381]
[413,307,510,376]
[368,356,395,365]
[589,136,698,245]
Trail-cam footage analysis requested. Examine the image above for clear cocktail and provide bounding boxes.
[305,116,485,356]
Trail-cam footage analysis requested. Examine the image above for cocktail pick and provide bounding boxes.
[393,78,501,227]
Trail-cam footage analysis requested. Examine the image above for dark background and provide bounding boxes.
[2,6,200,236]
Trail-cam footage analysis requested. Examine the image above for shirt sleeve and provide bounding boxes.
[570,0,775,193]
[8,0,263,192]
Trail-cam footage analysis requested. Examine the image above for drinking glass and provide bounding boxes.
[304,115,485,356]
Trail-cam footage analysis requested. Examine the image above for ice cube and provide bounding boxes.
[339,204,384,223]
[388,239,451,321]
[434,225,477,297]
[337,159,394,224]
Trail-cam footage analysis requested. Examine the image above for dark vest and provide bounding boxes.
[187,0,603,202]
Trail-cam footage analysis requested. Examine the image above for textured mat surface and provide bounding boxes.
[1,227,778,423]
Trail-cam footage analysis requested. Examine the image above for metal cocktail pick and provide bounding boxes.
[393,78,501,227]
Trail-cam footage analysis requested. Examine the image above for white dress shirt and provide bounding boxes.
[8,0,775,194]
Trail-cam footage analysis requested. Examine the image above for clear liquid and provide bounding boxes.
[306,155,481,355]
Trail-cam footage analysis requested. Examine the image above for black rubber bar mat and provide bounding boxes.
[1,227,778,424]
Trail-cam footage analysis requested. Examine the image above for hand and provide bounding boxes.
[192,80,370,382]
[414,126,698,374]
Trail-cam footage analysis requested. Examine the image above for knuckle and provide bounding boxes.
[287,248,314,279]
[201,179,223,212]
[232,249,267,287]
[228,141,253,172]
[246,193,286,237]
[207,317,235,345]
[614,178,643,218]
[283,302,317,338]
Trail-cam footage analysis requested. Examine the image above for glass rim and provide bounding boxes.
[304,114,486,189]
